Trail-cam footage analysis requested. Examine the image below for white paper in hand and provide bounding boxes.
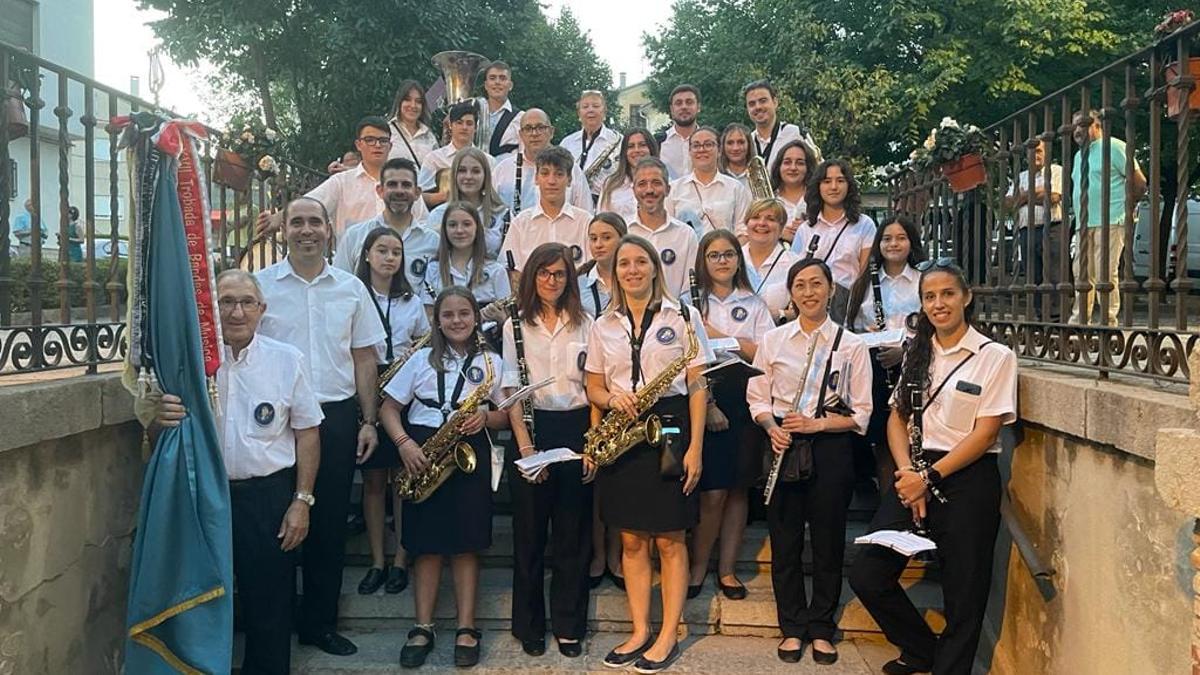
[860,328,906,349]
[854,529,937,556]
[498,376,556,410]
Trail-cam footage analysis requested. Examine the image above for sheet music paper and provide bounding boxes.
[515,447,582,481]
[854,529,937,556]
[860,328,906,349]
[497,376,556,410]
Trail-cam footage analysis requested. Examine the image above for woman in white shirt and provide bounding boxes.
[768,139,817,245]
[740,198,802,319]
[502,243,595,659]
[577,212,628,319]
[719,122,752,189]
[423,202,511,326]
[387,80,438,167]
[598,128,659,222]
[426,148,508,259]
[354,227,431,598]
[849,259,1017,675]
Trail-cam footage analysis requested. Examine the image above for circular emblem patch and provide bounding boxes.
[577,351,587,371]
[656,326,677,344]
[731,306,749,322]
[482,270,490,282]
[253,402,276,426]
[570,244,583,262]
[467,365,485,384]
[411,257,428,277]
[661,248,677,265]
[828,371,840,391]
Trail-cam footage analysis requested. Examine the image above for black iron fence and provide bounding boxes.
[0,40,323,376]
[890,22,1200,383]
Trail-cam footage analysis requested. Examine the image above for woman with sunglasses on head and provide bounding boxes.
[739,198,803,321]
[379,286,509,669]
[599,129,660,223]
[426,148,508,259]
[585,235,711,673]
[354,227,431,598]
[423,201,511,327]
[849,259,1016,675]
[844,216,926,491]
[746,258,873,665]
[685,230,774,603]
[501,243,595,659]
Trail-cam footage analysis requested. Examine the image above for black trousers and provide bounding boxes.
[510,408,593,642]
[231,468,295,675]
[1016,223,1064,322]
[849,452,1001,675]
[298,396,359,637]
[767,430,855,641]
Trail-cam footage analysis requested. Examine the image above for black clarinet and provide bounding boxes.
[507,251,535,439]
[501,152,523,246]
[907,381,947,533]
[804,233,821,260]
[688,268,703,318]
[870,258,897,388]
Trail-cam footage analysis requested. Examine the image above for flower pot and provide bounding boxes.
[940,153,986,193]
[1164,57,1200,120]
[214,149,252,192]
[4,87,28,140]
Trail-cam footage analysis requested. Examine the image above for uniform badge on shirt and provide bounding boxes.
[482,270,491,282]
[577,351,587,371]
[570,244,583,262]
[467,365,485,384]
[731,306,749,322]
[661,248,677,265]
[253,402,276,426]
[411,257,428,277]
[828,371,840,391]
[656,326,677,344]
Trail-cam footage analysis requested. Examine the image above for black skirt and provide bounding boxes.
[597,395,699,533]
[362,364,401,470]
[700,370,765,491]
[400,423,493,556]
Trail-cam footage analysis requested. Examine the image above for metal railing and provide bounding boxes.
[0,40,323,376]
[890,22,1200,383]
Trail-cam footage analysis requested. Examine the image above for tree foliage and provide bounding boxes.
[642,0,1182,170]
[140,0,612,167]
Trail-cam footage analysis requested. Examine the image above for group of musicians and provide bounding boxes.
[150,65,1018,675]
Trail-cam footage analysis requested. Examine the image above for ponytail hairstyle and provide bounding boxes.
[895,260,975,421]
[845,214,925,329]
[427,285,485,372]
[577,211,628,277]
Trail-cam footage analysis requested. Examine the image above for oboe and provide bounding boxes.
[507,252,535,439]
[501,152,524,246]
[764,331,821,505]
[907,381,947,532]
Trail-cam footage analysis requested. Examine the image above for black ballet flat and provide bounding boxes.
[632,643,680,673]
[357,566,386,595]
[717,578,747,600]
[811,644,839,665]
[399,626,435,669]
[454,627,482,668]
[686,572,707,599]
[882,657,932,674]
[385,565,409,594]
[521,638,545,656]
[606,567,626,591]
[777,639,803,663]
[557,637,583,657]
[603,637,653,668]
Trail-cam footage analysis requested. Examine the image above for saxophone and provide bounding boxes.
[584,305,700,467]
[379,333,431,395]
[584,137,621,183]
[748,155,774,200]
[395,336,494,503]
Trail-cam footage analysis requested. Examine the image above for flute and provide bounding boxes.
[507,251,535,440]
[764,331,820,505]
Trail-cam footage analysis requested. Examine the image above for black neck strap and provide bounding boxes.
[926,341,994,407]
[626,305,659,391]
[369,292,395,362]
[814,326,844,418]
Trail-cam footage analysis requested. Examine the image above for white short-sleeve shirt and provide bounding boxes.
[586,298,712,398]
[561,126,622,195]
[255,259,387,403]
[368,290,430,363]
[388,120,439,167]
[305,164,381,237]
[492,150,593,213]
[666,172,752,235]
[417,143,495,191]
[746,316,873,434]
[852,264,921,333]
[690,288,775,344]
[579,266,613,317]
[598,178,638,223]
[626,216,701,298]
[498,202,593,272]
[421,258,511,306]
[332,216,440,291]
[659,126,693,181]
[427,203,507,260]
[790,213,877,289]
[384,347,505,428]
[216,335,325,480]
[501,313,593,411]
[742,243,800,314]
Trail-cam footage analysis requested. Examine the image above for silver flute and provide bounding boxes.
[763,331,821,505]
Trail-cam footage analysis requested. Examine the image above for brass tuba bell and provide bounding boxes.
[431,51,490,107]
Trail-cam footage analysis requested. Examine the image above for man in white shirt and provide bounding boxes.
[493,108,592,213]
[560,90,621,200]
[666,125,752,234]
[418,101,490,207]
[478,60,523,159]
[500,146,593,283]
[149,269,322,674]
[627,156,700,296]
[742,79,820,173]
[306,116,395,237]
[657,84,701,180]
[254,196,387,657]
[333,157,439,290]
[1004,139,1064,321]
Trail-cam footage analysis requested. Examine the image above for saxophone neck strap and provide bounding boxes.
[369,292,395,362]
[626,305,659,392]
[433,351,478,421]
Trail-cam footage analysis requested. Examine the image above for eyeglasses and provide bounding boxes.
[690,141,718,151]
[521,124,552,134]
[704,250,738,263]
[915,257,958,272]
[357,136,391,147]
[536,268,568,283]
[218,298,262,312]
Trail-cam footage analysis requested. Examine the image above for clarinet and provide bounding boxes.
[907,380,947,533]
[870,258,896,388]
[688,269,703,318]
[501,152,523,246]
[804,233,821,260]
[507,251,536,440]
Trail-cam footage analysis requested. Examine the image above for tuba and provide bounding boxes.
[395,335,494,503]
[431,50,490,153]
[584,306,700,467]
[747,155,774,200]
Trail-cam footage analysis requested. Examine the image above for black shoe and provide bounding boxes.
[521,638,545,656]
[399,626,435,669]
[606,567,626,591]
[589,572,605,589]
[385,566,409,594]
[357,566,386,595]
[687,572,708,598]
[777,638,803,663]
[454,627,482,668]
[632,643,681,673]
[603,637,653,668]
[347,512,366,535]
[882,657,932,674]
[717,578,747,600]
[557,638,583,657]
[811,644,839,665]
[298,631,358,656]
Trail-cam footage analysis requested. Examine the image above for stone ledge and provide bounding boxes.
[0,372,136,454]
[1018,368,1193,462]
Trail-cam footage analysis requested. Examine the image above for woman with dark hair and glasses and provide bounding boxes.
[685,230,774,602]
[746,258,872,665]
[789,158,876,325]
[354,227,430,597]
[387,79,438,167]
[599,128,660,222]
[849,259,1017,675]
[844,216,926,489]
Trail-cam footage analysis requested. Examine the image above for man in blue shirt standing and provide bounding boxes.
[12,198,45,257]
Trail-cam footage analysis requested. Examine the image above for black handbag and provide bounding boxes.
[770,327,847,486]
[658,413,684,479]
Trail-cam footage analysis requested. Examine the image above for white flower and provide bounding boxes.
[240,131,254,143]
[939,116,959,129]
[264,128,277,141]
[258,154,278,173]
[923,132,937,150]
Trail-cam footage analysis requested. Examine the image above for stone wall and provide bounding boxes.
[985,369,1197,675]
[0,374,142,675]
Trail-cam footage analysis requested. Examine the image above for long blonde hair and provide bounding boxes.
[448,147,505,220]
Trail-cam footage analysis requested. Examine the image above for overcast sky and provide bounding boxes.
[92,0,675,124]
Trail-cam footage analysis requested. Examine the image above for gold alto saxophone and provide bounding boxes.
[395,335,494,503]
[748,154,774,200]
[584,137,621,183]
[379,333,431,395]
[583,306,700,467]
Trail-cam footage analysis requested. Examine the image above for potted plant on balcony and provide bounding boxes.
[215,117,279,192]
[1156,9,1200,120]
[910,117,990,193]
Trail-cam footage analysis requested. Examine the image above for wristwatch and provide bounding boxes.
[293,491,316,507]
